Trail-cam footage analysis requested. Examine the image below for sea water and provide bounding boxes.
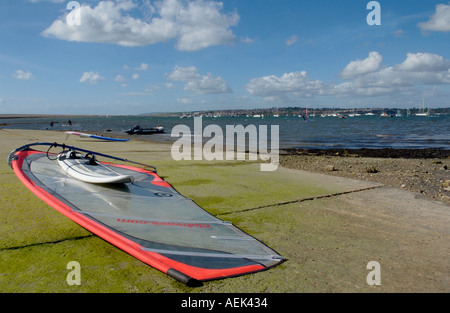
[1,114,449,150]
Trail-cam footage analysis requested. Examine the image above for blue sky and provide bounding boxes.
[1,0,450,115]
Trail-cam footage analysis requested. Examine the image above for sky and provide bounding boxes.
[0,0,450,115]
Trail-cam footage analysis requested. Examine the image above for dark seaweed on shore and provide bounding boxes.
[281,148,450,159]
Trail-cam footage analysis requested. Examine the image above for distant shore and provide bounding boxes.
[0,114,94,126]
[0,114,108,120]
[2,122,449,204]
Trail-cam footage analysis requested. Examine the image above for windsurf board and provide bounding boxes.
[8,142,284,285]
[65,131,130,142]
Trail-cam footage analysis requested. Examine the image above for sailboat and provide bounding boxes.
[415,111,428,117]
[302,105,311,122]
[415,99,429,116]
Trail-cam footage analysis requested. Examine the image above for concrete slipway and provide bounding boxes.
[0,129,448,293]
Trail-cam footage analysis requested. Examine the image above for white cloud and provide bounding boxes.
[246,71,327,100]
[418,3,450,32]
[340,51,383,79]
[80,71,105,84]
[13,70,34,80]
[135,63,149,71]
[114,75,126,82]
[132,73,139,80]
[396,52,450,72]
[392,29,405,38]
[41,0,239,51]
[334,52,450,97]
[333,68,406,97]
[168,66,232,94]
[241,37,255,43]
[286,35,299,46]
[173,0,239,51]
[145,84,161,92]
[114,75,127,87]
[178,97,193,104]
[123,63,149,71]
[247,52,450,100]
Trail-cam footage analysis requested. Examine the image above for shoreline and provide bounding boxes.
[3,128,450,204]
[71,129,450,204]
[92,130,450,159]
[281,147,450,159]
[2,114,449,154]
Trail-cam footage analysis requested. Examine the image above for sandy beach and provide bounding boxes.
[0,128,449,293]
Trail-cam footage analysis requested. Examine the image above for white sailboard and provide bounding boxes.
[57,151,134,184]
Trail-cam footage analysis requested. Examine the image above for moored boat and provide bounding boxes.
[126,125,165,135]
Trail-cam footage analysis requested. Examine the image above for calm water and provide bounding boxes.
[1,114,449,150]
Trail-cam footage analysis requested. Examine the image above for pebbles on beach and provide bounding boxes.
[444,180,450,191]
[280,150,450,204]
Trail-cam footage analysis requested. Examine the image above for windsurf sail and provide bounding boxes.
[8,142,284,285]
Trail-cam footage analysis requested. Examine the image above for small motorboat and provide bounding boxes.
[126,125,165,135]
